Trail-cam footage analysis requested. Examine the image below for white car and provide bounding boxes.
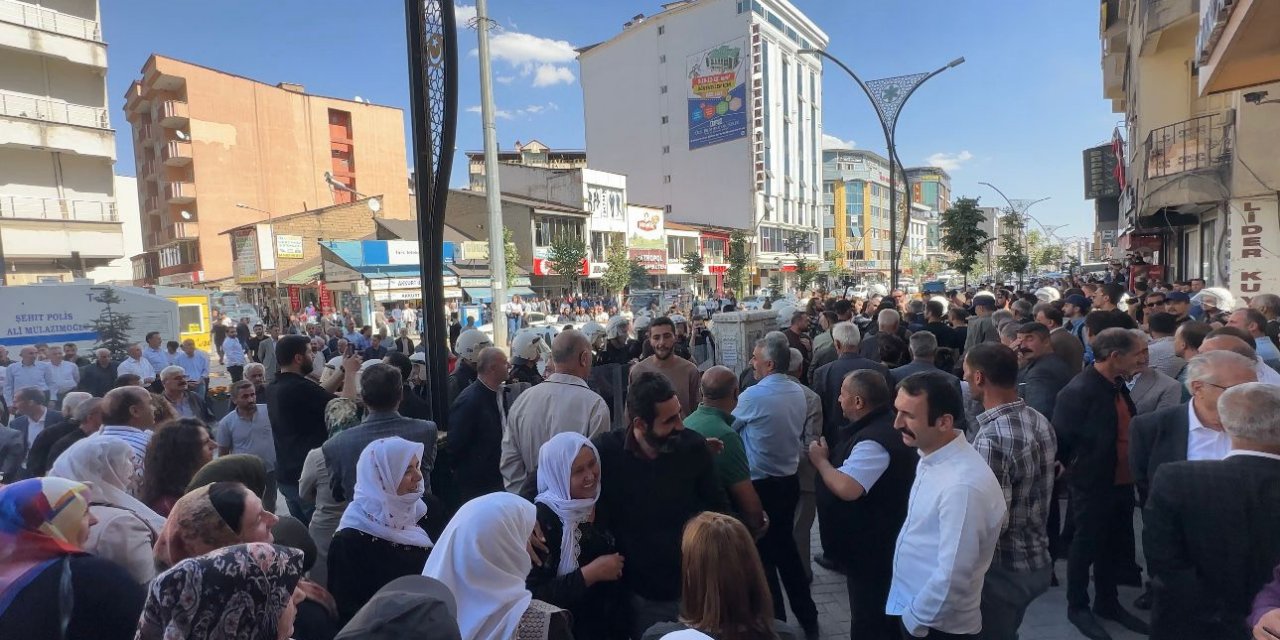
[476,311,562,343]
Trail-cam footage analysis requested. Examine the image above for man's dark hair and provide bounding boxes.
[145,331,160,342]
[833,299,852,316]
[1209,326,1255,345]
[385,352,413,380]
[897,371,964,426]
[1038,305,1064,327]
[1016,322,1050,340]
[166,340,179,351]
[360,363,403,410]
[626,371,676,427]
[1147,312,1177,335]
[650,317,675,333]
[965,343,1019,388]
[114,374,141,388]
[15,387,45,405]
[275,335,311,367]
[1092,328,1139,362]
[1239,308,1268,334]
[820,310,838,327]
[1085,309,1137,337]
[925,300,945,321]
[878,334,907,366]
[948,308,969,323]
[844,369,891,409]
[1178,321,1213,351]
[790,311,807,326]
[1101,283,1126,306]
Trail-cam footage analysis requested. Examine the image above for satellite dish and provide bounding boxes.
[368,198,382,214]
[179,210,193,220]
[354,96,364,103]
[174,130,189,141]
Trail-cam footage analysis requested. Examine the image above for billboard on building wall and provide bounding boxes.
[231,229,259,284]
[626,206,665,250]
[687,37,748,150]
[1231,197,1280,306]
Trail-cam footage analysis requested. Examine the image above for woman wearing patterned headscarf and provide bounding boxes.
[136,542,305,640]
[47,437,165,583]
[328,436,433,623]
[527,431,626,639]
[153,481,279,570]
[0,477,145,640]
[299,396,361,588]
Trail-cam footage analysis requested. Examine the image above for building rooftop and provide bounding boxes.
[216,197,385,235]
[449,189,589,216]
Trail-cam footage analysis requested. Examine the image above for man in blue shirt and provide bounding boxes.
[732,331,819,637]
[4,347,54,409]
[141,331,171,375]
[173,339,211,399]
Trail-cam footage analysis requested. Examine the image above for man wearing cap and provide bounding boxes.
[964,295,1000,353]
[1165,291,1193,325]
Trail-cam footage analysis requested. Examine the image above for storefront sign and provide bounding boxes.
[630,248,667,274]
[585,184,625,220]
[387,241,420,265]
[1231,197,1280,306]
[231,229,259,284]
[373,290,422,302]
[708,265,728,275]
[459,241,490,261]
[370,277,423,290]
[532,257,589,276]
[317,281,332,311]
[276,234,304,259]
[1083,144,1121,200]
[687,37,748,150]
[287,286,301,312]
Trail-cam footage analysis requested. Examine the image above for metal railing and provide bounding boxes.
[1144,110,1234,179]
[0,0,102,41]
[0,195,118,222]
[0,90,109,129]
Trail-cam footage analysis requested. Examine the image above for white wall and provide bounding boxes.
[89,175,140,282]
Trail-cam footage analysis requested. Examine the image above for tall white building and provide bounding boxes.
[0,0,123,284]
[578,0,827,274]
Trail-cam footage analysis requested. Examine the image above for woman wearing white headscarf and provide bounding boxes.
[527,432,626,638]
[327,436,433,623]
[424,492,573,640]
[47,436,165,583]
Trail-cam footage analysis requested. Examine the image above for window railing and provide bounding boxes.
[1145,111,1234,179]
[0,0,102,41]
[0,195,118,222]
[0,90,109,129]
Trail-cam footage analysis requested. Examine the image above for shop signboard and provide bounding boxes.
[1231,197,1280,306]
[687,37,748,150]
[275,234,304,259]
[630,248,667,274]
[287,286,301,312]
[231,229,259,284]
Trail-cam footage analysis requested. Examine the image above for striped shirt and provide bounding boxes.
[96,425,153,477]
[972,399,1057,572]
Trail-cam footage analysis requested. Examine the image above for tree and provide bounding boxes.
[825,251,850,289]
[681,250,704,295]
[502,227,520,290]
[90,287,133,360]
[783,232,815,295]
[600,241,633,296]
[628,259,650,290]
[995,212,1030,288]
[725,230,751,297]
[939,197,991,286]
[546,234,589,295]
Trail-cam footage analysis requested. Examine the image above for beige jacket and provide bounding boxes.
[85,503,158,584]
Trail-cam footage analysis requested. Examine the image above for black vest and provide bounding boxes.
[816,407,917,570]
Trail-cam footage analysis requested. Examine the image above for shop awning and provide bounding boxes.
[280,265,322,285]
[463,286,535,302]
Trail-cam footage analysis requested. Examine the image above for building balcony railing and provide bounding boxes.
[157,100,189,127]
[165,181,196,203]
[143,195,160,214]
[1142,0,1195,37]
[1144,111,1234,180]
[0,195,118,222]
[161,222,199,243]
[135,123,154,142]
[0,90,109,129]
[162,140,192,166]
[702,251,726,264]
[0,0,102,42]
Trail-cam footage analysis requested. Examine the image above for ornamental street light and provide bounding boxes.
[800,49,963,290]
[978,181,1049,289]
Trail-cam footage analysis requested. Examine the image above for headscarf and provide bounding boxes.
[334,575,461,640]
[0,478,91,615]
[137,542,304,640]
[185,454,268,498]
[152,483,241,568]
[325,397,361,438]
[337,437,432,548]
[48,437,166,533]
[422,492,536,640]
[534,432,600,577]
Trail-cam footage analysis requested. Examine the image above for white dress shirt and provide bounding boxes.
[25,405,49,446]
[48,360,79,399]
[838,441,891,490]
[1255,358,1280,386]
[1186,401,1232,462]
[887,435,1007,637]
[116,357,156,384]
[4,361,54,404]
[500,373,610,492]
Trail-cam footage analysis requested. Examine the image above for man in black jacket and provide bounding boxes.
[76,348,117,398]
[447,347,509,502]
[385,352,431,421]
[1015,322,1074,420]
[1052,328,1149,639]
[808,369,913,640]
[1144,382,1280,639]
[811,322,890,445]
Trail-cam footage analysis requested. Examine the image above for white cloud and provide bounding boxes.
[532,63,575,87]
[822,133,855,150]
[466,102,557,119]
[924,150,974,172]
[454,3,477,25]
[495,75,515,84]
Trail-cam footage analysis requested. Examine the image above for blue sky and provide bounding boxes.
[102,1,1117,237]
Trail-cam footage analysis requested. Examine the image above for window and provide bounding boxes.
[590,231,622,262]
[664,204,673,213]
[767,13,784,30]
[534,217,583,247]
[667,236,695,260]
[657,25,665,35]
[661,115,669,124]
[660,85,668,94]
[179,304,205,333]
[737,0,746,13]
[752,0,764,16]
[659,54,666,63]
[702,238,726,263]
[663,175,671,183]
[662,145,670,154]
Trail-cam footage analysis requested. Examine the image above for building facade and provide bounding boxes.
[124,55,410,287]
[465,140,588,191]
[0,0,124,284]
[578,0,827,278]
[821,148,903,280]
[1098,0,1280,301]
[905,166,952,215]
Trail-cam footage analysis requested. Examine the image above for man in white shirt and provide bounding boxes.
[503,295,525,345]
[141,331,171,375]
[887,371,1006,639]
[500,329,609,495]
[116,343,156,386]
[4,346,55,409]
[46,346,79,405]
[1199,334,1280,386]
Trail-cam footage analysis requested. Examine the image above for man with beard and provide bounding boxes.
[267,334,360,524]
[630,317,701,419]
[593,371,728,640]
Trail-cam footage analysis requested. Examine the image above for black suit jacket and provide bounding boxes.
[1144,455,1280,638]
[1052,366,1135,489]
[10,410,63,452]
[811,353,890,444]
[1129,402,1190,506]
[1018,353,1074,421]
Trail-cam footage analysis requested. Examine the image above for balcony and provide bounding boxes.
[143,195,160,214]
[822,238,835,252]
[135,123,154,142]
[157,100,189,127]
[165,181,196,203]
[162,140,192,166]
[0,0,105,68]
[0,90,109,129]
[1144,111,1233,179]
[0,195,117,222]
[1141,0,1195,38]
[0,0,100,41]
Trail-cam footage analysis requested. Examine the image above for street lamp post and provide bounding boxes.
[978,182,1048,290]
[799,49,963,291]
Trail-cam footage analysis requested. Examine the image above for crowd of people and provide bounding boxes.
[3,274,1280,640]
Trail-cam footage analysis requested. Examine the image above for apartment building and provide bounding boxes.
[465,139,587,191]
[0,0,124,284]
[821,148,904,278]
[123,55,410,286]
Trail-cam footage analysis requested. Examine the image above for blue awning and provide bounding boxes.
[321,240,423,278]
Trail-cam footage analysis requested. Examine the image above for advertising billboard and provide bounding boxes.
[626,205,665,250]
[231,228,259,284]
[687,38,748,150]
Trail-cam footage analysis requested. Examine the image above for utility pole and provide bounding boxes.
[475,0,507,347]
